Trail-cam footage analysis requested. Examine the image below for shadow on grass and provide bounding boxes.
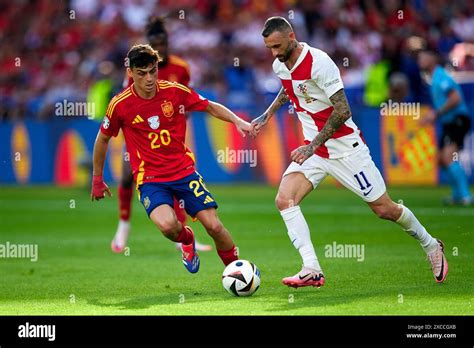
[84,268,459,314]
[262,278,459,314]
[88,295,174,311]
[85,286,384,314]
[262,287,392,314]
[86,290,226,311]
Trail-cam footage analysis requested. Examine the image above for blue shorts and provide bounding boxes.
[138,172,218,218]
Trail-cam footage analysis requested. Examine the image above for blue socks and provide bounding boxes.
[444,166,461,200]
[446,162,472,200]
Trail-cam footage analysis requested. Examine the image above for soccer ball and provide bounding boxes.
[222,260,260,297]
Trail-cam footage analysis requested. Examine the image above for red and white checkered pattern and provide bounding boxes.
[273,43,365,159]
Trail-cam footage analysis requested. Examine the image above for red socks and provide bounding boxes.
[217,245,239,266]
[176,225,194,245]
[173,198,187,224]
[118,185,133,221]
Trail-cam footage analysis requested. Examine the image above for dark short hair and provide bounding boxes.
[261,16,293,37]
[127,44,162,69]
[145,16,167,41]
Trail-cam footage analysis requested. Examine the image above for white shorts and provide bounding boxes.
[283,145,386,202]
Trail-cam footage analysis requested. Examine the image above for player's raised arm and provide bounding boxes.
[205,100,252,137]
[91,130,112,201]
[250,87,289,136]
[291,88,352,164]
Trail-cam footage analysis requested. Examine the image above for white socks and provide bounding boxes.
[280,206,321,272]
[396,205,438,254]
[280,204,436,271]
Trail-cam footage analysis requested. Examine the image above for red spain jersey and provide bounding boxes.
[100,80,209,185]
[125,55,190,87]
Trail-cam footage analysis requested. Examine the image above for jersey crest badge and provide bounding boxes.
[297,83,317,103]
[147,116,160,129]
[161,101,174,118]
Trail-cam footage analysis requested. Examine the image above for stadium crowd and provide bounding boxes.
[1,0,474,121]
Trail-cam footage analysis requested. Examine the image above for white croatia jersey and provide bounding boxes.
[273,42,365,159]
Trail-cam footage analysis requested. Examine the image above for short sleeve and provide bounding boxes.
[313,52,344,98]
[100,100,122,137]
[177,84,209,112]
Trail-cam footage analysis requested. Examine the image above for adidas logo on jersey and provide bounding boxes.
[203,195,214,204]
[132,115,144,124]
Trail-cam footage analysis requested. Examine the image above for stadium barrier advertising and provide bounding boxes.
[1,95,472,186]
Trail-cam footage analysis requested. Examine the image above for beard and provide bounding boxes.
[277,41,296,62]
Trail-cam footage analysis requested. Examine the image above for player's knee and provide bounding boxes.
[205,220,224,237]
[275,192,293,211]
[156,218,180,238]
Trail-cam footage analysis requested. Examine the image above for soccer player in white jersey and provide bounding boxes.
[251,17,448,288]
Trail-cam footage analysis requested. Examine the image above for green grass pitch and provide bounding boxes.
[0,184,472,315]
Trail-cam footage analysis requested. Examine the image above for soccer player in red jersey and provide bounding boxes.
[91,44,250,273]
[113,17,212,253]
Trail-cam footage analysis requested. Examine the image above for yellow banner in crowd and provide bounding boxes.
[381,105,437,185]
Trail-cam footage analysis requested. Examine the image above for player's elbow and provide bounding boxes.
[330,103,352,122]
[96,130,111,145]
[206,101,219,114]
[340,109,352,121]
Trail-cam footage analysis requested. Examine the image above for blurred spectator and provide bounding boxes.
[1,0,474,121]
[388,72,412,102]
[363,31,400,106]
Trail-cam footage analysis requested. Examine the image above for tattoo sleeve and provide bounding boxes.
[309,88,352,148]
[254,87,289,124]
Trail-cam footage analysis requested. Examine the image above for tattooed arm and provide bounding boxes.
[250,87,289,136]
[310,88,352,148]
[290,88,352,163]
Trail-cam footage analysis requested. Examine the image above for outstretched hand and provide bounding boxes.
[250,114,268,137]
[236,120,253,137]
